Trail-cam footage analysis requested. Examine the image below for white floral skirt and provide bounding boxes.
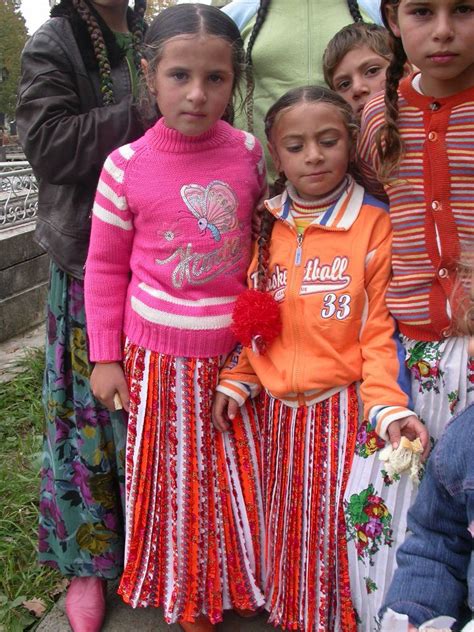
[345,336,474,631]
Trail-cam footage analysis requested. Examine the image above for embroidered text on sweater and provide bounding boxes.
[85,119,266,361]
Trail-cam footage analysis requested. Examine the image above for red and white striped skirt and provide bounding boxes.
[262,385,360,631]
[117,342,265,624]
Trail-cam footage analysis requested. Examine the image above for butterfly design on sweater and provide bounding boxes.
[180,180,238,242]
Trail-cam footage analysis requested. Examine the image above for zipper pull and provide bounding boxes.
[295,233,303,266]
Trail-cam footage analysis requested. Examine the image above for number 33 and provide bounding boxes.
[321,293,351,319]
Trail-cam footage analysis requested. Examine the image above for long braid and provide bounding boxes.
[256,211,276,292]
[374,34,406,181]
[72,0,146,106]
[271,172,287,197]
[130,0,147,76]
[244,0,363,132]
[346,0,363,22]
[72,0,115,105]
[244,0,271,133]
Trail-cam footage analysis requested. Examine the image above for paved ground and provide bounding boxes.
[37,588,274,631]
[0,322,45,383]
[1,325,274,631]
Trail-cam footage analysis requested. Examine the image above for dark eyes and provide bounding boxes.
[171,71,187,81]
[335,66,383,92]
[456,4,474,12]
[170,72,224,83]
[366,65,382,76]
[412,4,474,16]
[336,80,351,92]
[320,139,338,147]
[412,7,430,15]
[284,139,338,152]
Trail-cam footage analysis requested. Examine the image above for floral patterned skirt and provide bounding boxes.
[344,335,474,631]
[262,385,360,632]
[117,342,265,623]
[38,262,126,578]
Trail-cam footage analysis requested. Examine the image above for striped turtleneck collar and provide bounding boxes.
[287,176,350,213]
[266,175,367,232]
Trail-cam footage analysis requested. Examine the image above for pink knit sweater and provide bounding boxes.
[84,119,266,361]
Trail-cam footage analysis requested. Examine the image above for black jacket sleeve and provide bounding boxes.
[16,19,143,186]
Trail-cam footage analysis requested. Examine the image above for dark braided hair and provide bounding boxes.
[244,0,271,133]
[255,210,277,291]
[347,0,364,22]
[129,0,147,77]
[72,0,146,106]
[375,0,406,181]
[244,0,363,132]
[256,85,358,292]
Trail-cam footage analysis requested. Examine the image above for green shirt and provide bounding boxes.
[114,31,138,98]
[233,0,372,180]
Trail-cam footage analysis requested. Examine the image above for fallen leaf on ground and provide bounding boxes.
[50,577,70,598]
[22,598,47,617]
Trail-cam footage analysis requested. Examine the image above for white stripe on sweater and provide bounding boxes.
[365,249,376,266]
[243,131,256,151]
[139,282,238,307]
[131,296,232,329]
[96,179,127,211]
[119,143,135,160]
[93,202,133,230]
[103,155,125,183]
[338,181,364,229]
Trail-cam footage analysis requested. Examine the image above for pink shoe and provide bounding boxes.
[65,577,106,632]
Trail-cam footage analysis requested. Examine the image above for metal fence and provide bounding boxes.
[0,161,38,229]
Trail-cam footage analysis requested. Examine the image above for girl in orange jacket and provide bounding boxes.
[212,85,429,632]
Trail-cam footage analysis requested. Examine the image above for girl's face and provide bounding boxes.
[386,0,474,97]
[332,44,390,117]
[145,34,235,136]
[268,102,352,200]
[88,0,129,29]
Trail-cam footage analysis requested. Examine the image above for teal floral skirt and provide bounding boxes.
[38,262,126,578]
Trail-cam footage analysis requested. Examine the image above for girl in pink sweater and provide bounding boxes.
[84,5,266,631]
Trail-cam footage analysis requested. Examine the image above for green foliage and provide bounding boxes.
[145,0,176,19]
[0,0,28,118]
[144,0,231,20]
[0,349,62,630]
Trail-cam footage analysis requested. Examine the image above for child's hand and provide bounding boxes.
[387,415,430,460]
[90,362,130,413]
[407,626,418,632]
[212,391,239,433]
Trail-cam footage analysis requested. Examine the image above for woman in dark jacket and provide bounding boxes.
[16,2,146,630]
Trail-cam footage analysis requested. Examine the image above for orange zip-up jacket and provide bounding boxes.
[218,180,415,438]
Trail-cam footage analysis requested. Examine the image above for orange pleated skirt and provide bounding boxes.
[262,385,359,631]
[118,343,265,624]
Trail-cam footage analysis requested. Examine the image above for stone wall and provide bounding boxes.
[0,221,49,342]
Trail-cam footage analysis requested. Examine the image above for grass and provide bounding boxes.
[0,349,63,631]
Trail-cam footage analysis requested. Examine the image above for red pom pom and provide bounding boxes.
[231,289,282,354]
